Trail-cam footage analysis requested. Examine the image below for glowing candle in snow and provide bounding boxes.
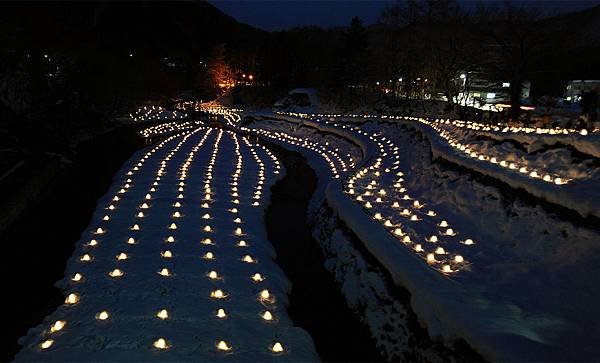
[463,238,475,245]
[96,311,109,320]
[156,309,169,320]
[426,253,436,264]
[108,269,123,278]
[40,339,54,349]
[50,320,65,333]
[153,338,169,350]
[259,289,271,301]
[262,311,273,321]
[211,289,226,299]
[216,308,227,318]
[216,340,231,351]
[158,268,171,277]
[271,342,284,353]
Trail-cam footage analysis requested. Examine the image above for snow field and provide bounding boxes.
[16,126,317,361]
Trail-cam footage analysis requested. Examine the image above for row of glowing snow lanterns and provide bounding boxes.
[432,118,594,136]
[304,113,572,186]
[130,105,187,122]
[422,120,571,185]
[344,129,472,274]
[40,130,195,350]
[40,128,286,355]
[243,127,346,179]
[279,112,474,273]
[290,115,472,274]
[256,112,471,274]
[200,105,243,127]
[277,111,597,137]
[139,121,201,138]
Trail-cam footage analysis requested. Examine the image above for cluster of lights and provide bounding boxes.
[243,127,346,179]
[420,119,571,185]
[139,121,202,138]
[343,128,474,274]
[281,111,576,185]
[270,111,475,275]
[35,126,290,356]
[129,105,187,122]
[38,128,205,351]
[276,111,598,136]
[240,137,281,207]
[430,118,596,136]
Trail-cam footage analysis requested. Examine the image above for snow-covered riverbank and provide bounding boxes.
[242,110,600,361]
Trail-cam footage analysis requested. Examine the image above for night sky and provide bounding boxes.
[209,0,600,31]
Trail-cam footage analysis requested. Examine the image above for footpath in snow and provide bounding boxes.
[16,126,318,361]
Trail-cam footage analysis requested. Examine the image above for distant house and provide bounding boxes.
[450,73,531,111]
[564,80,600,102]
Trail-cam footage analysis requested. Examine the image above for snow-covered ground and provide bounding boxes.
[235,109,600,361]
[15,126,318,361]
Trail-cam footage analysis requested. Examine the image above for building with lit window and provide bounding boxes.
[451,73,531,111]
[564,80,600,102]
